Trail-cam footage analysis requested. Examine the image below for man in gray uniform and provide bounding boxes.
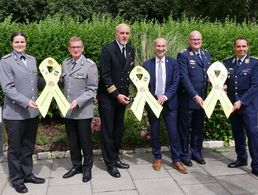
[61,36,98,182]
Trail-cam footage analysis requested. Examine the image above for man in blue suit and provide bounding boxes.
[143,37,187,174]
[224,37,258,176]
[177,31,211,167]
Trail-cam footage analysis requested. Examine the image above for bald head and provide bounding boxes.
[188,30,203,51]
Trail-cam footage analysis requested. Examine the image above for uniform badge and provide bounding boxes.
[244,58,249,64]
[189,51,194,56]
[232,58,235,63]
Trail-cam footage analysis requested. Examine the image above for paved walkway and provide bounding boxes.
[0,148,258,195]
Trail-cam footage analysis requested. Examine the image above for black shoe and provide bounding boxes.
[116,160,129,169]
[82,170,92,182]
[24,175,45,184]
[107,166,121,178]
[63,168,82,178]
[228,160,247,168]
[252,169,258,176]
[181,159,193,167]
[14,183,28,193]
[192,157,206,165]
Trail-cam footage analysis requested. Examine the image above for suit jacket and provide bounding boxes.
[97,40,135,104]
[224,55,258,113]
[143,56,179,111]
[0,52,39,120]
[62,55,98,119]
[177,47,211,109]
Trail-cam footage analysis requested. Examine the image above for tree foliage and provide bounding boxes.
[0,0,257,23]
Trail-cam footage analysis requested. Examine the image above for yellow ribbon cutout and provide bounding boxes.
[129,66,163,121]
[36,57,70,117]
[203,61,233,118]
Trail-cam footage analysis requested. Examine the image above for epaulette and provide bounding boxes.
[86,58,96,64]
[1,53,11,59]
[179,49,187,53]
[224,56,233,60]
[251,56,258,60]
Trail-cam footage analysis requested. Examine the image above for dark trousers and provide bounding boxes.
[178,108,205,161]
[229,112,258,171]
[4,117,39,186]
[98,101,126,168]
[0,122,3,156]
[65,118,93,171]
[147,107,181,162]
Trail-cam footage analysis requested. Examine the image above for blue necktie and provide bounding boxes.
[237,59,242,66]
[197,53,202,62]
[156,60,163,97]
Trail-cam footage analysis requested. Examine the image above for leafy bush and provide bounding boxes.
[1,15,258,147]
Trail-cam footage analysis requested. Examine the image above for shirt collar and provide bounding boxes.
[237,54,247,62]
[155,56,165,63]
[116,40,126,51]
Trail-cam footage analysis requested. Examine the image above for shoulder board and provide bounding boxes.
[251,56,258,60]
[224,56,232,60]
[179,49,187,53]
[1,54,11,59]
[86,58,96,64]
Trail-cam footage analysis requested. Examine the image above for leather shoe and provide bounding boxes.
[14,183,28,193]
[82,170,92,182]
[252,169,258,176]
[63,168,82,178]
[181,159,193,167]
[228,160,247,168]
[152,159,162,171]
[172,162,188,174]
[116,160,129,169]
[24,175,45,184]
[107,166,121,178]
[192,157,206,165]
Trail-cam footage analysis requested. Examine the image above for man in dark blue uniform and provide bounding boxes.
[177,30,211,167]
[143,37,187,174]
[97,23,135,178]
[224,37,258,176]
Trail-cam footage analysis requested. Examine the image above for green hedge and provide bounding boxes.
[0,15,258,145]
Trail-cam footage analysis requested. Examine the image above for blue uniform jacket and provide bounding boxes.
[177,47,211,109]
[143,56,179,111]
[224,55,258,113]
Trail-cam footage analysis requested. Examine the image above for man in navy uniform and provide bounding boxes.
[177,30,211,167]
[97,23,135,178]
[143,37,187,174]
[224,37,258,176]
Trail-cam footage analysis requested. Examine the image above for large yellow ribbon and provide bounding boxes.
[129,66,163,121]
[203,61,233,118]
[36,57,70,117]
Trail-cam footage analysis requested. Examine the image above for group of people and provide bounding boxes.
[0,23,257,194]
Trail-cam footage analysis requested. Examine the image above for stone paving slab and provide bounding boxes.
[134,178,184,195]
[216,174,258,195]
[1,148,258,195]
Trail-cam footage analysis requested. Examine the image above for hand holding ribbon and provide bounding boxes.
[129,66,163,121]
[36,57,70,117]
[203,61,233,118]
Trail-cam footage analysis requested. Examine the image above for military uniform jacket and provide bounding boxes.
[97,40,135,104]
[0,52,39,120]
[62,55,98,119]
[143,56,179,111]
[224,55,258,114]
[177,47,211,109]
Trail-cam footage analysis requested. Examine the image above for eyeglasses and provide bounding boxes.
[190,39,202,41]
[69,46,83,49]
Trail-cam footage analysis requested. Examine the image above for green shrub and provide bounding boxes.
[1,15,258,146]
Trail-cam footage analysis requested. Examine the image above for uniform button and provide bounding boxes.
[32,96,34,99]
[32,89,34,91]
[69,77,71,79]
[235,93,238,95]
[235,81,237,84]
[68,89,70,91]
[31,81,33,83]
[235,87,238,89]
[12,101,15,104]
[121,79,123,81]
[235,76,237,78]
[68,95,70,98]
[69,83,71,85]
